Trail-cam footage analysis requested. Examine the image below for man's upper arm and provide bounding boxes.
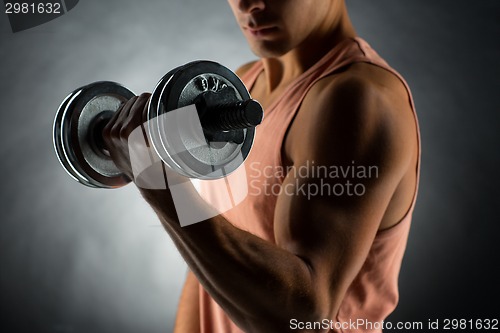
[273,75,415,317]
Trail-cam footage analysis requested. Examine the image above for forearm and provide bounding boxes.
[143,191,322,332]
[171,217,320,332]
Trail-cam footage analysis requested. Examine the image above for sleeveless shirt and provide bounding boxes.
[196,37,421,333]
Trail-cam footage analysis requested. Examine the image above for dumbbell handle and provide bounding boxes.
[199,99,264,132]
[88,110,114,158]
[89,98,263,157]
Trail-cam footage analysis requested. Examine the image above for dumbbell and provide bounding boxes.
[53,61,264,188]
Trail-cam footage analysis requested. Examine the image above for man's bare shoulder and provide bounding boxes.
[235,61,258,77]
[308,62,410,117]
[301,62,414,135]
[287,62,416,165]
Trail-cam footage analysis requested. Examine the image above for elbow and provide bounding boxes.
[242,291,334,333]
[271,282,337,333]
[294,261,338,329]
[287,268,341,333]
[293,293,337,333]
[243,259,338,333]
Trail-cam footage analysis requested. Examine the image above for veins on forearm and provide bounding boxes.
[157,213,319,331]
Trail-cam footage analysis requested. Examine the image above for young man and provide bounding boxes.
[103,0,420,332]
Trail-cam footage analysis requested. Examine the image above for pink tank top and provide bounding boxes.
[197,37,421,333]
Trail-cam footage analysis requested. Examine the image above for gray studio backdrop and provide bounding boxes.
[0,0,498,332]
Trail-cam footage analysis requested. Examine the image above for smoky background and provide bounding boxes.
[0,0,498,332]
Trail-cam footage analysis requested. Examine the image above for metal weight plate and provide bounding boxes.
[53,82,135,188]
[150,61,255,179]
[148,64,188,133]
[53,87,85,183]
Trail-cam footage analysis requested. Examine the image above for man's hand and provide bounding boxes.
[101,92,218,226]
[102,92,182,223]
[102,93,152,181]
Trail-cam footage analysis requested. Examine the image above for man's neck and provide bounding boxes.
[261,5,357,93]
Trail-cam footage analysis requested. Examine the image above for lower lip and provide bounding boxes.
[247,27,278,38]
